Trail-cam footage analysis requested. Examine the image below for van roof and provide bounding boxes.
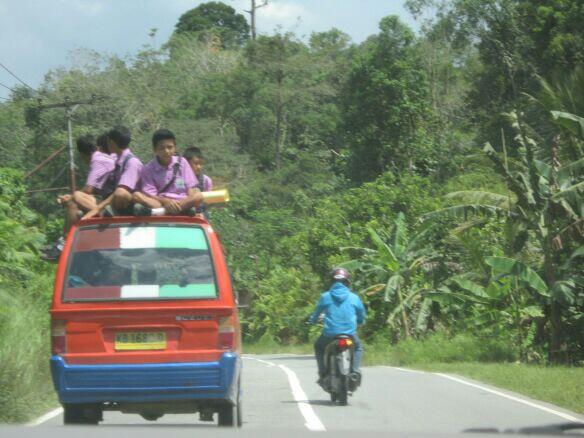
[71,215,212,230]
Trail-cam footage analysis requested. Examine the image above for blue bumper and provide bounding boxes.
[50,353,240,404]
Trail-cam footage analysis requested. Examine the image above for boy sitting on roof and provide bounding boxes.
[183,146,213,219]
[83,125,143,218]
[132,129,203,216]
[42,135,116,260]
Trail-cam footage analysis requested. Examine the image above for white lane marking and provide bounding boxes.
[372,365,425,374]
[435,373,582,422]
[392,366,425,374]
[243,356,276,367]
[278,364,326,432]
[270,354,314,358]
[28,407,63,427]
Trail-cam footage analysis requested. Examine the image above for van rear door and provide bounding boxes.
[52,222,237,365]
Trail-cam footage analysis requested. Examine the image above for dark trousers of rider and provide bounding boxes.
[314,334,364,378]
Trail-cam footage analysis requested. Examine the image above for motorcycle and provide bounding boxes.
[321,334,361,406]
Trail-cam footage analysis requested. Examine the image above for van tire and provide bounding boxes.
[217,401,241,427]
[63,404,100,425]
[218,379,242,428]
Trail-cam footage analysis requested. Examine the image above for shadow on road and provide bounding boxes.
[281,400,336,407]
[63,423,216,428]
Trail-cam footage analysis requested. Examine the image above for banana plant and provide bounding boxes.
[342,212,438,339]
[422,107,583,362]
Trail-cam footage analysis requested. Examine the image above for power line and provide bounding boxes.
[0,60,36,92]
[0,81,18,93]
[36,96,100,191]
[46,163,70,188]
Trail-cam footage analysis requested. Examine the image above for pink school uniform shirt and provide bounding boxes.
[196,174,213,192]
[115,148,143,192]
[85,151,115,193]
[140,156,198,200]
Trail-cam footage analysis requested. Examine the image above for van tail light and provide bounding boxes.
[51,320,66,355]
[218,315,235,351]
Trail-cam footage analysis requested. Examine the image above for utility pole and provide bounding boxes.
[245,0,268,40]
[37,95,97,192]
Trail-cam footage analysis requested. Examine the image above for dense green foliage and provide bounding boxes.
[0,170,56,422]
[0,4,582,412]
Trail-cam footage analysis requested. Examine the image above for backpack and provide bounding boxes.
[102,152,134,197]
[195,172,209,218]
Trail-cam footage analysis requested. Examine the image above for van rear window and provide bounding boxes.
[63,225,217,302]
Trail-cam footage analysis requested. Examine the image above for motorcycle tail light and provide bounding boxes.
[338,338,353,348]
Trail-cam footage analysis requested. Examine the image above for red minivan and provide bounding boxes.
[49,216,242,426]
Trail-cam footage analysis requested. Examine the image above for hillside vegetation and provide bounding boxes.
[0,0,582,421]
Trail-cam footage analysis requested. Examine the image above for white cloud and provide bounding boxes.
[57,0,105,16]
[259,1,307,21]
[231,0,308,31]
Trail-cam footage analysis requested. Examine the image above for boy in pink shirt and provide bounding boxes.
[43,135,115,260]
[183,146,213,192]
[132,129,203,216]
[183,146,213,218]
[83,126,143,218]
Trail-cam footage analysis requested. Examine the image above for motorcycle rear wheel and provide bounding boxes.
[338,375,348,406]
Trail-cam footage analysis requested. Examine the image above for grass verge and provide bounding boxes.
[244,342,312,355]
[0,284,57,423]
[407,362,584,415]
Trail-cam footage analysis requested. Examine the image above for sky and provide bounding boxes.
[0,0,417,100]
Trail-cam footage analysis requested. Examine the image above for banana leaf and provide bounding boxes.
[384,274,404,302]
[551,111,584,139]
[451,276,492,299]
[445,190,512,207]
[485,256,549,297]
[386,286,423,325]
[421,204,507,223]
[414,298,433,334]
[367,226,399,271]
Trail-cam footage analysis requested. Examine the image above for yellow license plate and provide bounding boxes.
[115,332,166,350]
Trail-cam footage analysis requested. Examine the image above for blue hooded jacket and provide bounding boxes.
[309,282,366,337]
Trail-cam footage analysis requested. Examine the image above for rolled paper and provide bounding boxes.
[201,189,230,205]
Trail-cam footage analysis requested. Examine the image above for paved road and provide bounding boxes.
[38,354,583,432]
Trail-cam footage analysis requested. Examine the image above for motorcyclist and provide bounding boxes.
[309,267,366,386]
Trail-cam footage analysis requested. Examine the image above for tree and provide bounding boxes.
[415,0,584,145]
[341,16,433,183]
[173,1,250,48]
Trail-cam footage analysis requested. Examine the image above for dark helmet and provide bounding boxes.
[331,267,351,283]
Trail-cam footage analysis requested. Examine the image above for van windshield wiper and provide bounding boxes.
[466,422,584,435]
